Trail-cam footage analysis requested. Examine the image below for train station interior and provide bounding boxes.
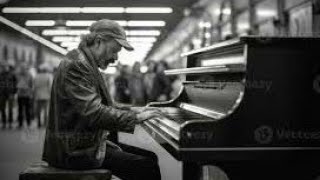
[0,0,320,179]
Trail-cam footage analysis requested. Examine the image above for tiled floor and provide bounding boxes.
[0,122,181,180]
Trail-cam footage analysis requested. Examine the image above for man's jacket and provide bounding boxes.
[42,47,137,169]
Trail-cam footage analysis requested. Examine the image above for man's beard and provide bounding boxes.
[99,59,109,70]
[99,58,115,70]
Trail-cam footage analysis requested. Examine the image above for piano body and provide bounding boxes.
[142,36,320,180]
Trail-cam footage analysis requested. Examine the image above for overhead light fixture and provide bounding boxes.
[2,7,172,14]
[2,7,39,13]
[61,41,79,47]
[257,10,277,17]
[127,21,165,27]
[127,37,157,43]
[81,7,125,13]
[199,21,211,28]
[0,15,67,55]
[2,7,81,13]
[129,42,154,47]
[41,7,81,13]
[25,20,55,26]
[66,20,127,26]
[66,20,95,26]
[126,30,160,36]
[42,29,89,36]
[52,36,81,42]
[214,8,231,15]
[125,7,172,13]
[67,46,78,51]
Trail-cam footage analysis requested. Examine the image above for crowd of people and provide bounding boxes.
[112,60,174,106]
[0,59,176,129]
[0,61,53,129]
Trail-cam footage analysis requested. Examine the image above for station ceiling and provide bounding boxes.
[0,0,195,63]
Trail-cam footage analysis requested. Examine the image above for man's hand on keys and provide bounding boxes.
[134,107,166,124]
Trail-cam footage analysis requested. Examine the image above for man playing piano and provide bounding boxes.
[42,19,162,180]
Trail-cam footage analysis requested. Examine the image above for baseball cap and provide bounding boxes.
[90,19,134,51]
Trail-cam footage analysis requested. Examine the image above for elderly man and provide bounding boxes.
[42,19,162,180]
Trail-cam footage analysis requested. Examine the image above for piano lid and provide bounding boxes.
[161,37,248,120]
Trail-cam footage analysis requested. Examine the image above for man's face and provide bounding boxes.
[97,38,122,70]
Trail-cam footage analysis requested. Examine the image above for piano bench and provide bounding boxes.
[19,162,112,180]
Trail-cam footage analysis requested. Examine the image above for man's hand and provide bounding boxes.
[131,106,160,114]
[135,109,165,124]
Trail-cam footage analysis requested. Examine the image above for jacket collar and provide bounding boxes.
[77,46,113,105]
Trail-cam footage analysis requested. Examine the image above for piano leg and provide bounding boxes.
[182,162,201,180]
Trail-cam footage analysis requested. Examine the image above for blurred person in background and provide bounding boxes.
[143,61,157,103]
[128,62,146,106]
[0,61,17,129]
[17,64,34,128]
[114,64,131,104]
[34,64,53,128]
[154,61,172,101]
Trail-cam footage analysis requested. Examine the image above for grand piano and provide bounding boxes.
[142,36,320,180]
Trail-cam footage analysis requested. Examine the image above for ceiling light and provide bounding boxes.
[42,29,89,36]
[257,10,277,17]
[0,15,67,55]
[125,7,173,13]
[214,8,231,15]
[127,21,165,27]
[52,36,81,42]
[66,20,127,26]
[61,42,79,47]
[25,20,55,26]
[2,7,81,13]
[126,30,161,36]
[129,42,154,47]
[67,46,78,51]
[127,37,157,43]
[81,7,125,13]
[2,7,39,13]
[66,20,96,26]
[40,7,81,13]
[199,21,211,28]
[2,7,172,14]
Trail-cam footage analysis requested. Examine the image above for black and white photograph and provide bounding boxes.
[0,0,320,179]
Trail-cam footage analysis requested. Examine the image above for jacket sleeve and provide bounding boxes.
[64,61,137,133]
